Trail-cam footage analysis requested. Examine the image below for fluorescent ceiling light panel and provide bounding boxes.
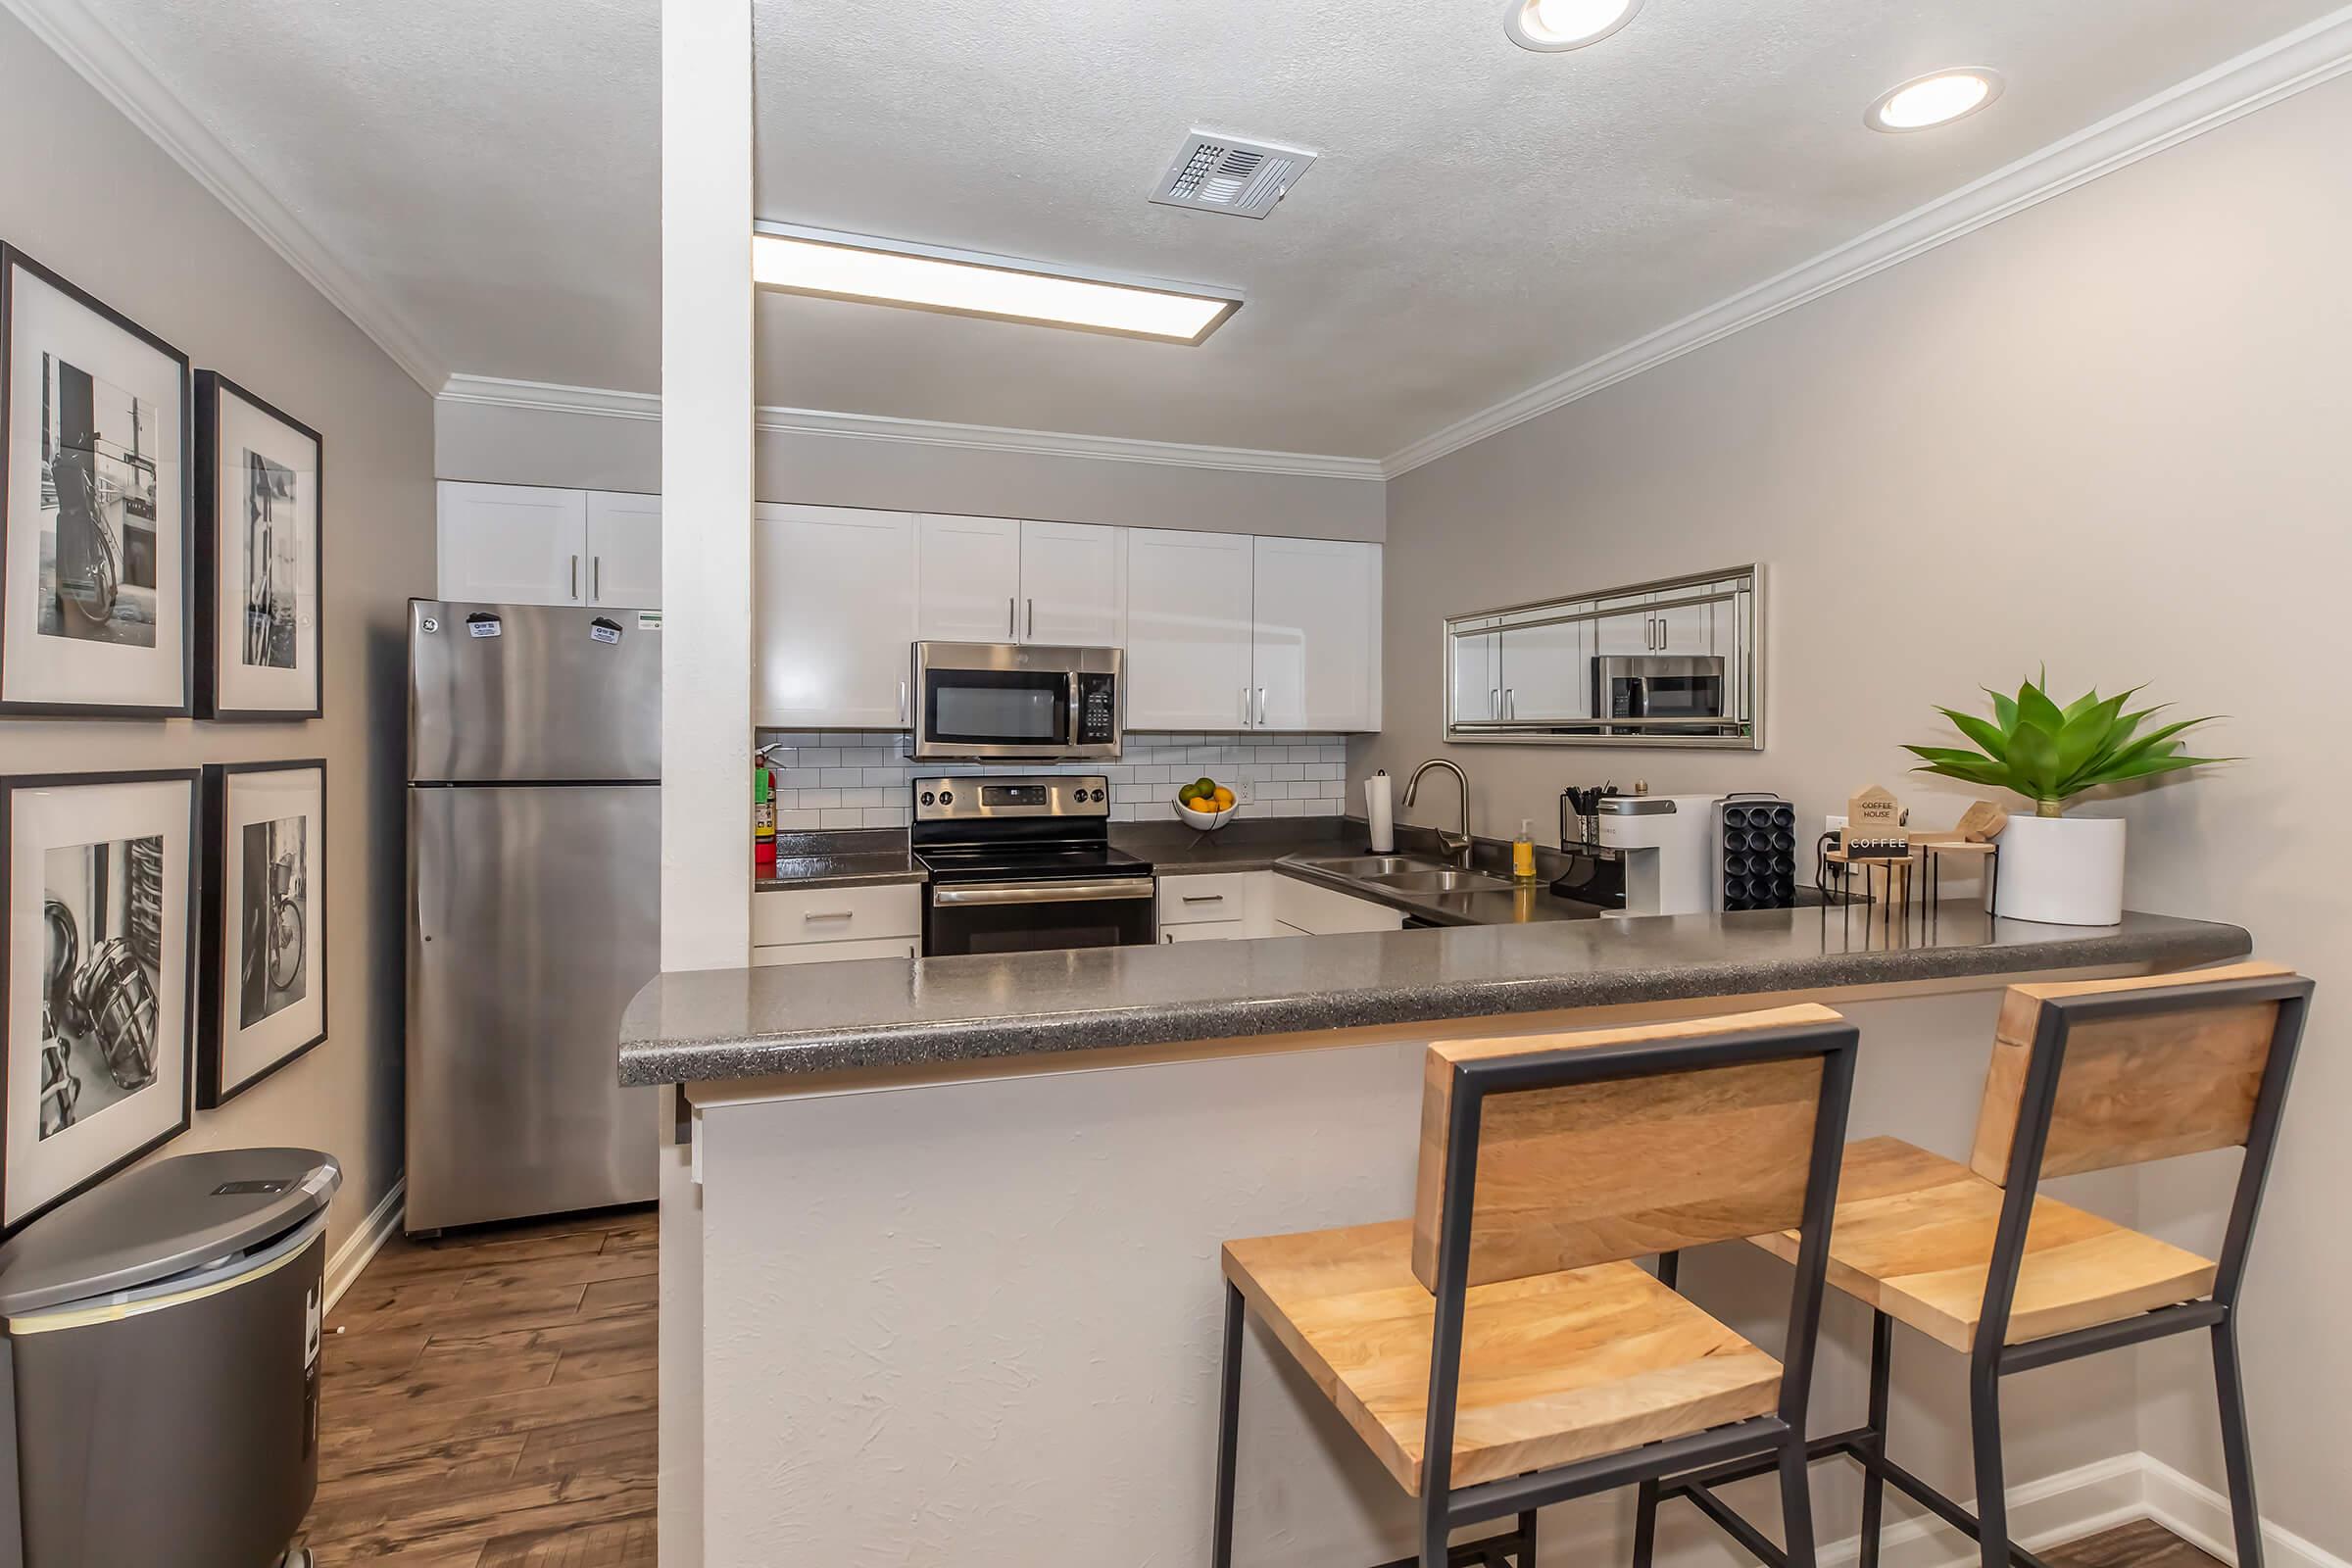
[752,223,1241,345]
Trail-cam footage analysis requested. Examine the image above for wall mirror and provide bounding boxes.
[1444,564,1763,749]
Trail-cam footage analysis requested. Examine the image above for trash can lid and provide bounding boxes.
[0,1148,341,1316]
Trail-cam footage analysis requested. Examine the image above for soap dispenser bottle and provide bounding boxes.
[1512,818,1538,881]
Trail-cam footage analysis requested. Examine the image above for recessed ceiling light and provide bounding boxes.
[1503,0,1642,52]
[750,222,1242,345]
[1865,69,2005,132]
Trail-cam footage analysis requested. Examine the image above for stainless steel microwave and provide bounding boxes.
[911,642,1123,760]
[1593,655,1727,723]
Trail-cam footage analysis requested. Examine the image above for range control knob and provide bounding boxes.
[920,792,936,807]
[939,791,955,806]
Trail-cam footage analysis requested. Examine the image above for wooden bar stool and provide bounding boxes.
[1210,1004,1861,1568]
[1648,961,2313,1568]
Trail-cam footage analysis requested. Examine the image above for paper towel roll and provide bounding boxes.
[1364,771,1395,853]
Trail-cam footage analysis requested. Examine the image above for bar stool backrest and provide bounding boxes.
[1410,1004,1855,1291]
[1969,961,2304,1185]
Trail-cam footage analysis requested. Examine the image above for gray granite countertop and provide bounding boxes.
[755,829,925,891]
[621,907,2250,1087]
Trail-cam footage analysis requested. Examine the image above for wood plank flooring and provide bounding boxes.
[293,1208,2222,1568]
[296,1208,658,1566]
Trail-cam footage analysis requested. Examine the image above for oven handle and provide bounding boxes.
[932,878,1158,906]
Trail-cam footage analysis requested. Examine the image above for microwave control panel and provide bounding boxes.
[1075,673,1118,745]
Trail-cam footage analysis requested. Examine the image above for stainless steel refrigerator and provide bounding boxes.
[406,599,661,1233]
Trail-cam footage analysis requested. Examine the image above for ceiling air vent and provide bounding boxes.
[1149,132,1317,220]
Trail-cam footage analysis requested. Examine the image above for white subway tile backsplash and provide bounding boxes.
[753,731,1346,822]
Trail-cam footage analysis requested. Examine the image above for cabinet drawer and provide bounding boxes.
[1160,920,1244,944]
[752,935,920,965]
[1156,873,1250,926]
[754,884,923,946]
[1269,874,1405,935]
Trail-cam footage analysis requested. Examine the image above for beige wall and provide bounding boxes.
[1,12,435,1260]
[1362,69,2352,1554]
[434,397,1388,542]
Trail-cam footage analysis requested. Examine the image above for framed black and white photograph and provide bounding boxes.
[0,245,192,716]
[197,760,326,1105]
[195,374,321,719]
[0,770,197,1237]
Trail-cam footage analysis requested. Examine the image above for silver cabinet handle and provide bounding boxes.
[1027,598,1036,639]
[1505,688,1516,719]
[1256,687,1267,727]
[593,556,603,601]
[804,910,854,922]
[1008,596,1016,637]
[1241,686,1251,727]
[569,555,580,601]
[1181,893,1225,905]
[933,878,1155,906]
[1491,687,1500,718]
[899,679,909,725]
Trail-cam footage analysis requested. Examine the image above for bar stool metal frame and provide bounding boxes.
[1646,970,2313,1568]
[1211,1011,1861,1568]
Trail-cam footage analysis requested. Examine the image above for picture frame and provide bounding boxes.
[0,244,193,717]
[197,760,327,1106]
[195,373,322,719]
[0,769,199,1237]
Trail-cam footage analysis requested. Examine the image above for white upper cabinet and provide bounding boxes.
[1124,528,1256,732]
[586,491,662,609]
[755,504,918,728]
[437,481,590,605]
[916,514,1023,642]
[1451,629,1500,723]
[1251,537,1381,732]
[1498,614,1590,722]
[1653,598,1714,654]
[1019,520,1125,647]
[438,481,662,608]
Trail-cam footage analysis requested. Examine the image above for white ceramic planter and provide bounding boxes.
[1994,813,2126,925]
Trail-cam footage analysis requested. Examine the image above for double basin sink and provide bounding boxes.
[1285,853,1519,897]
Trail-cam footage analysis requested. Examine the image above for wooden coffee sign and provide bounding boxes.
[1841,784,1910,858]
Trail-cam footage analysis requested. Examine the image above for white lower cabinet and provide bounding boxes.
[754,936,920,965]
[1268,874,1407,935]
[1152,872,1401,941]
[1160,922,1242,944]
[752,884,922,951]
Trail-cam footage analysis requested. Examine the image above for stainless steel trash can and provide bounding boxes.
[0,1148,341,1568]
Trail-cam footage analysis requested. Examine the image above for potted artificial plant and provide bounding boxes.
[1905,673,2228,925]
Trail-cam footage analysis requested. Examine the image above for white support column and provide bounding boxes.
[659,0,752,1563]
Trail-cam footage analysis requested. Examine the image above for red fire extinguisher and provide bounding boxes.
[754,746,779,868]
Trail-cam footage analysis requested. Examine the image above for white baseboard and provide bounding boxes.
[323,1176,405,1311]
[2142,1452,2351,1568]
[1794,1452,2148,1568]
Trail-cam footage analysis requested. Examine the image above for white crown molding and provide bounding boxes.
[1381,5,2352,477]
[2,0,448,393]
[438,373,1388,483]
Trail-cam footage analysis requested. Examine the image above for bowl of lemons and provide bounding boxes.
[1173,776,1239,829]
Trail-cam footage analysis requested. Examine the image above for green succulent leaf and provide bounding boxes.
[1908,674,2232,809]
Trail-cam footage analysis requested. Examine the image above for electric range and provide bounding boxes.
[910,774,1157,956]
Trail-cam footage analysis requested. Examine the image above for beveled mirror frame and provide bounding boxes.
[1443,564,1764,750]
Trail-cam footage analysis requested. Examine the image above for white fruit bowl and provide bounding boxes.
[1174,798,1240,830]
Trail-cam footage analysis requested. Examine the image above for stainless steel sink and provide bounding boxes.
[1289,854,1456,879]
[1363,868,1517,895]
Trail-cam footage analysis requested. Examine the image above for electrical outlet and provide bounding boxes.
[1825,813,1848,833]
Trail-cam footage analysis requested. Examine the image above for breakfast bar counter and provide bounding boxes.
[653,905,2251,1567]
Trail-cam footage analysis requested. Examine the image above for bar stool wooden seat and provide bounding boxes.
[1211,1004,1861,1568]
[1650,961,2312,1568]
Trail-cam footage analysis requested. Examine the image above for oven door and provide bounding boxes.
[924,877,1157,956]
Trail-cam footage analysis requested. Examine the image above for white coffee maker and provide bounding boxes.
[1592,794,1718,915]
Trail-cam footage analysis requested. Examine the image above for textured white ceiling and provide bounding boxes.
[59,0,2345,457]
